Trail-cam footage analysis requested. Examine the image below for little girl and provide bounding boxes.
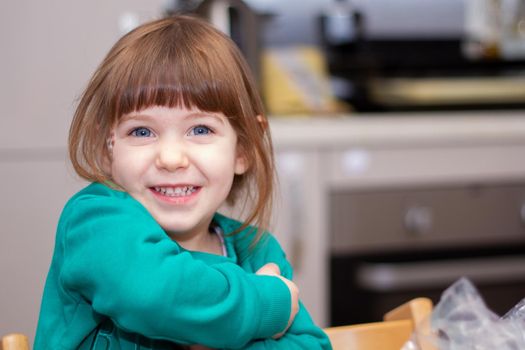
[34,14,331,350]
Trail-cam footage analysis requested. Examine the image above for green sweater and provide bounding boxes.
[35,183,331,350]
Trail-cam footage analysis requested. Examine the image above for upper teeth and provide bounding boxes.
[154,186,197,197]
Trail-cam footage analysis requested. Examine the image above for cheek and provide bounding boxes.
[195,144,238,180]
[110,146,147,184]
[110,156,131,185]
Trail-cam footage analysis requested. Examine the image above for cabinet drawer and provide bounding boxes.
[329,183,525,254]
[326,145,525,189]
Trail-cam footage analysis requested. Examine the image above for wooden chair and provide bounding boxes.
[324,297,435,350]
[1,333,30,350]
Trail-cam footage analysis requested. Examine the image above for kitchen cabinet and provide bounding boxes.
[269,110,525,326]
[1,155,86,340]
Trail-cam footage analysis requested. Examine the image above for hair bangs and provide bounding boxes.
[112,28,246,120]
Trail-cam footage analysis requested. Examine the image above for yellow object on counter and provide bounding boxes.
[262,46,347,116]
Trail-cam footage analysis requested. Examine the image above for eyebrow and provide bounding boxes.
[190,112,226,125]
[120,111,226,125]
[120,113,152,122]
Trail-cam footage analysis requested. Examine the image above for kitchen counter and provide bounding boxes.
[269,110,525,148]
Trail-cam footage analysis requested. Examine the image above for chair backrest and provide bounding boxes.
[383,297,433,324]
[1,333,30,350]
[324,319,414,350]
[324,297,434,350]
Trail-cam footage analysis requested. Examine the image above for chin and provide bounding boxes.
[159,220,198,235]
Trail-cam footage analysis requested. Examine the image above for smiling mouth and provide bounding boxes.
[152,186,199,197]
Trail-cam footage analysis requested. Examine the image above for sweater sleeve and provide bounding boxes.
[227,235,332,350]
[232,304,333,350]
[59,192,291,349]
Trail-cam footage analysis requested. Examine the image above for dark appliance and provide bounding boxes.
[318,0,525,112]
[329,182,525,326]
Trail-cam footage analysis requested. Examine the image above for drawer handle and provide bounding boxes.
[356,255,525,291]
[520,202,525,224]
[404,206,433,235]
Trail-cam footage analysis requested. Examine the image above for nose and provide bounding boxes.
[155,138,189,172]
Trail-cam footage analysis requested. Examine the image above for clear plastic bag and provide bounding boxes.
[402,277,525,350]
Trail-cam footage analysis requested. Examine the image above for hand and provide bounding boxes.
[256,263,299,339]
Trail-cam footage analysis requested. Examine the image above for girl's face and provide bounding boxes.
[109,105,247,242]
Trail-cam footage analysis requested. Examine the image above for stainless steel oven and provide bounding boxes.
[329,181,525,325]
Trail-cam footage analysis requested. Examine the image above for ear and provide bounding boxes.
[105,131,115,159]
[106,132,115,153]
[234,115,266,175]
[256,115,268,131]
[234,148,249,175]
[101,131,115,175]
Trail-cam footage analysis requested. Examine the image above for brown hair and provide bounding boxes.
[69,15,275,243]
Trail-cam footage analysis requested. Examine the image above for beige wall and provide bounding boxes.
[0,1,166,342]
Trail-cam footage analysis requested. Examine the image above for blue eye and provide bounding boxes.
[131,127,152,137]
[190,125,212,136]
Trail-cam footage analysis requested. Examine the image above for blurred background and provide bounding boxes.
[2,0,525,344]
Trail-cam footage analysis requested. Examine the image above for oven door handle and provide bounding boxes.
[356,255,525,292]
